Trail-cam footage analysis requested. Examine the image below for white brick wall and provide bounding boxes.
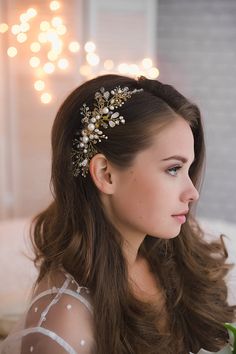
[157,0,236,223]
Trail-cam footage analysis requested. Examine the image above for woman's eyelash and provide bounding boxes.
[167,165,182,176]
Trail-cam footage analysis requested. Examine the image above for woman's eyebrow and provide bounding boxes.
[161,155,195,164]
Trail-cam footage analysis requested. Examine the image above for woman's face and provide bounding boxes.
[106,117,199,241]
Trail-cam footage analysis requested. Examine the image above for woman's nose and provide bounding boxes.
[180,179,199,203]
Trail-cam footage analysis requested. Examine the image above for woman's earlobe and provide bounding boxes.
[89,154,115,194]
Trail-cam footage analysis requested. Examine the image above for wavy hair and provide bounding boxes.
[30,74,235,353]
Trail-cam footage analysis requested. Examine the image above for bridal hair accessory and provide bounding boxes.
[71,86,143,177]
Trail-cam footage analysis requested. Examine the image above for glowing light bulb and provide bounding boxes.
[41,93,52,104]
[142,58,153,69]
[27,8,37,18]
[7,47,17,58]
[0,23,9,33]
[50,1,61,11]
[34,80,45,91]
[104,60,114,70]
[86,53,99,66]
[17,33,27,43]
[56,24,67,35]
[147,67,159,79]
[117,63,129,74]
[29,57,40,68]
[19,22,30,32]
[43,62,55,74]
[40,21,50,31]
[51,16,63,27]
[57,58,69,69]
[84,41,96,53]
[68,41,80,53]
[20,13,29,23]
[30,42,41,53]
[11,24,21,35]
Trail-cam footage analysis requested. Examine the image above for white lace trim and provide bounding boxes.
[2,327,78,354]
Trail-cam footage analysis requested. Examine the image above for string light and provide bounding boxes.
[41,92,52,104]
[0,3,159,104]
[68,41,80,53]
[30,42,41,53]
[49,1,61,11]
[0,23,8,33]
[34,80,45,91]
[7,47,17,58]
[29,57,40,68]
[84,41,96,53]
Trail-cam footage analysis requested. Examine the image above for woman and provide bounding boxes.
[1,74,235,354]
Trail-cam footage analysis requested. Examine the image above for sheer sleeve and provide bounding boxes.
[1,274,96,354]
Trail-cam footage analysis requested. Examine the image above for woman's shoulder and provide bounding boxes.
[1,270,95,354]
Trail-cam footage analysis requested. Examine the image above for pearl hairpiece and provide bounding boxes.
[71,86,143,177]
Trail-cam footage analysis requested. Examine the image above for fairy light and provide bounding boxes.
[29,56,40,68]
[84,41,96,53]
[51,16,63,27]
[147,67,160,79]
[30,42,41,53]
[26,8,37,18]
[41,92,52,104]
[17,33,27,43]
[19,22,30,32]
[58,58,69,70]
[40,21,50,31]
[43,62,55,73]
[11,24,21,35]
[86,53,99,66]
[49,1,61,11]
[68,41,80,53]
[1,4,159,104]
[7,47,17,58]
[0,23,8,33]
[118,63,129,74]
[142,58,153,69]
[56,24,67,35]
[34,80,45,91]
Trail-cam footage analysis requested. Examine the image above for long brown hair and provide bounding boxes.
[30,74,235,353]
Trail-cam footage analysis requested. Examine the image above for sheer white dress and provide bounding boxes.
[0,271,95,354]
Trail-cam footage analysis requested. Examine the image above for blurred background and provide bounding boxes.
[0,0,236,339]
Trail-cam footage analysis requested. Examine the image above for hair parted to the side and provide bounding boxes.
[30,74,235,354]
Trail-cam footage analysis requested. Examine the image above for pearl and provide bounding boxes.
[102,107,109,114]
[81,130,86,136]
[34,307,38,312]
[89,134,94,140]
[80,339,86,346]
[66,304,72,310]
[82,136,89,143]
[96,115,100,119]
[88,123,95,131]
[30,346,34,352]
[91,117,96,123]
[79,142,84,148]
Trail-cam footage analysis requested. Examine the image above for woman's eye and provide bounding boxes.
[167,165,182,176]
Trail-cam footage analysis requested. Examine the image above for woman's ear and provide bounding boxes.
[89,154,115,194]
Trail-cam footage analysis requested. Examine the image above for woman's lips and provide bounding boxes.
[172,215,186,224]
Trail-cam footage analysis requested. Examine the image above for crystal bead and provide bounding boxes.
[111,112,119,119]
[109,121,115,128]
[91,117,96,123]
